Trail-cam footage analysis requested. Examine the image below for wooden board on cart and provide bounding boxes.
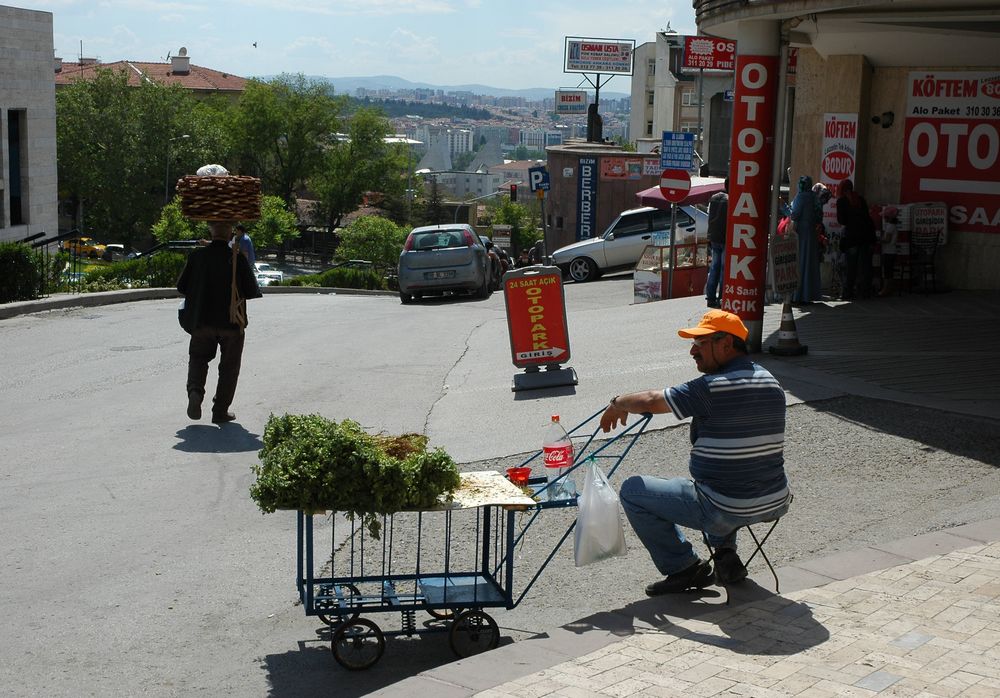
[433,471,537,511]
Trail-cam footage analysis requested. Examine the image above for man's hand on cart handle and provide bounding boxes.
[600,390,670,432]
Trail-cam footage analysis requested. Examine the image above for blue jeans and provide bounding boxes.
[705,243,724,303]
[619,475,790,576]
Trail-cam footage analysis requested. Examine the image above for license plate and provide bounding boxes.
[425,270,456,280]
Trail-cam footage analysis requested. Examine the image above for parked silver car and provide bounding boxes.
[551,205,708,282]
[397,224,491,304]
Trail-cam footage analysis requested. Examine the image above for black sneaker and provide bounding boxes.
[713,548,748,584]
[645,559,714,596]
[211,411,236,424]
[186,390,202,420]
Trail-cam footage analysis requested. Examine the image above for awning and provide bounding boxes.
[636,176,726,209]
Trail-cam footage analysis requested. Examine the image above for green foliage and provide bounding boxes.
[300,266,385,290]
[311,108,409,231]
[489,199,542,252]
[250,414,461,537]
[336,216,407,268]
[230,74,344,207]
[152,198,211,244]
[352,97,490,121]
[55,68,227,247]
[83,252,187,289]
[246,195,300,250]
[0,243,42,302]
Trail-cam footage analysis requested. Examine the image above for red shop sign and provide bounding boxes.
[503,267,571,368]
[722,54,779,324]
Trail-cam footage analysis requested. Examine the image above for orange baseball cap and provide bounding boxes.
[678,309,749,341]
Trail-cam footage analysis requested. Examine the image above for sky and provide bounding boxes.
[40,0,699,91]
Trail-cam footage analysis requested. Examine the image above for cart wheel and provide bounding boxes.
[331,618,385,670]
[427,606,462,621]
[449,610,500,658]
[319,583,360,629]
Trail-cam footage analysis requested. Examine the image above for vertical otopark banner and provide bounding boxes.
[902,71,1000,234]
[819,113,859,234]
[722,54,779,323]
[576,157,597,240]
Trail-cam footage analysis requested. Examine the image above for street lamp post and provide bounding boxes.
[164,134,190,206]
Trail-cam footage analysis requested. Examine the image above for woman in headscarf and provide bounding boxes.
[790,175,821,303]
[836,179,876,300]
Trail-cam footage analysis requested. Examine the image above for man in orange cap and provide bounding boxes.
[601,309,791,595]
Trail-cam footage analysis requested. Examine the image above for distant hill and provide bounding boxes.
[254,74,629,101]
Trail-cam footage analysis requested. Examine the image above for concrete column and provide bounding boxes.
[722,20,780,351]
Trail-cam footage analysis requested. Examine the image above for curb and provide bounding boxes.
[0,285,397,320]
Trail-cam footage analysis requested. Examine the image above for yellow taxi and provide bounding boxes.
[61,237,107,258]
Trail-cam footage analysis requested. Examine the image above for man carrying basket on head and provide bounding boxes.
[175,166,263,424]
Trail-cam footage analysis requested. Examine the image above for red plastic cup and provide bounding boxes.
[506,467,531,487]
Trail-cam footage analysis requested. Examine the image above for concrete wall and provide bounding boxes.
[0,6,58,243]
[791,50,999,289]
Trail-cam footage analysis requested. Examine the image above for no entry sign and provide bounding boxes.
[659,169,691,203]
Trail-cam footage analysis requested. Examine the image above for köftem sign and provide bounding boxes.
[902,71,1000,234]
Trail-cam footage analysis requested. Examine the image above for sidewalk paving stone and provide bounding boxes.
[465,542,1000,697]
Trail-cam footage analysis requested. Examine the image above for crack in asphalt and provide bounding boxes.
[423,317,489,435]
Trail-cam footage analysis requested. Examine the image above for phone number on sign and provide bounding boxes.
[966,105,1000,117]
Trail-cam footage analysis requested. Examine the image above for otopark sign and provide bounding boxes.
[723,54,779,326]
[503,266,577,391]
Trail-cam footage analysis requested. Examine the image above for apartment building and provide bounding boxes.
[0,6,58,243]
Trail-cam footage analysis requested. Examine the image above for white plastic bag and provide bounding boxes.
[573,458,626,566]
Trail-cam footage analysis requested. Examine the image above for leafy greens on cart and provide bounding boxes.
[250,413,461,538]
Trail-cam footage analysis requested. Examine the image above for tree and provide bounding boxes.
[56,68,224,246]
[310,108,407,231]
[229,74,344,207]
[151,198,210,243]
[489,199,540,253]
[246,196,300,250]
[418,178,445,225]
[335,216,407,268]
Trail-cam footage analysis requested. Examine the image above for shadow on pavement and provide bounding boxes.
[552,581,828,656]
[173,423,263,453]
[262,619,510,697]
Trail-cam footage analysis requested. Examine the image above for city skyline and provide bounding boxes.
[46,0,699,91]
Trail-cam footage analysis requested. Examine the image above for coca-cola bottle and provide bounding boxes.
[542,415,574,500]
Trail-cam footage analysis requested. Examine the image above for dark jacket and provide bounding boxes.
[177,240,261,332]
[707,191,729,245]
[836,195,876,250]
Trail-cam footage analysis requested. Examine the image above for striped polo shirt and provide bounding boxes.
[664,356,790,517]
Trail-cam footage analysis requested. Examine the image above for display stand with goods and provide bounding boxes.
[267,408,653,670]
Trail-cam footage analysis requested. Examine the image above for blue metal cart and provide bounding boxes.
[293,408,653,670]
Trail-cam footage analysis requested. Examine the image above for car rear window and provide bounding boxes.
[412,231,464,250]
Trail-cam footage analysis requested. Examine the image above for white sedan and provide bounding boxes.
[551,205,708,282]
[254,262,284,286]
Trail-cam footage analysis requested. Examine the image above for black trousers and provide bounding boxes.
[186,326,245,415]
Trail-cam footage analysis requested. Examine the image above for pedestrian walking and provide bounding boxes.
[705,177,729,308]
[836,179,877,300]
[176,221,262,423]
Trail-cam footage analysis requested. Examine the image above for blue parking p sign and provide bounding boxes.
[528,166,550,192]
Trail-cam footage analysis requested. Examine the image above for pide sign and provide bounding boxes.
[564,37,635,75]
[902,71,1000,234]
[503,267,571,369]
[722,55,779,323]
[682,35,736,71]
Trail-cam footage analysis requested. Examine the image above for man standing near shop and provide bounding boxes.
[600,309,791,595]
[705,178,729,308]
[177,221,262,423]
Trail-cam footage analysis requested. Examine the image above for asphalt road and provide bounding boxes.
[1,278,998,696]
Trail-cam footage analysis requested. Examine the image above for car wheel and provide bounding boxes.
[476,276,491,299]
[568,257,598,282]
[399,291,413,304]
